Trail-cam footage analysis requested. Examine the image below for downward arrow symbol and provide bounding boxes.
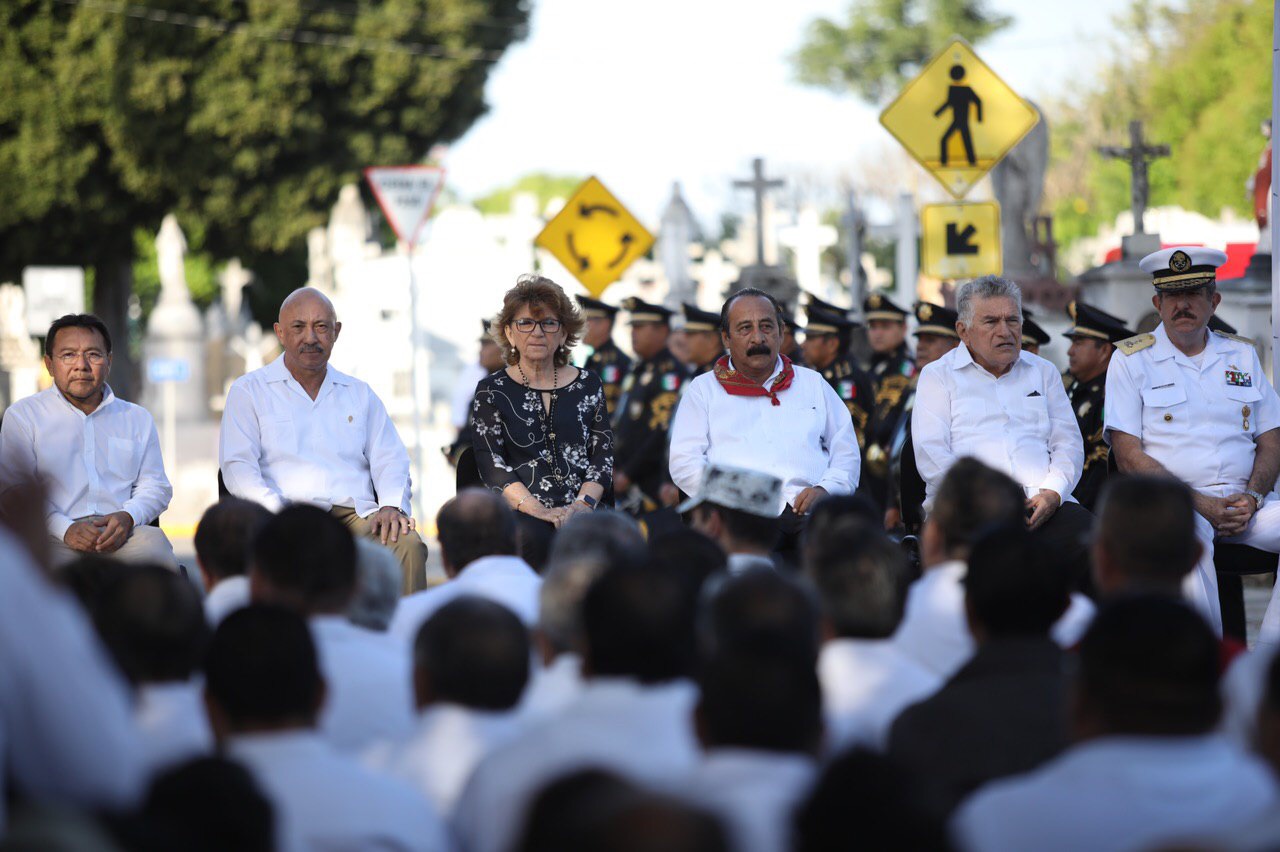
[946,223,979,256]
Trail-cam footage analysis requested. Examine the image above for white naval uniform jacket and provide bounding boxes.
[1104,323,1280,489]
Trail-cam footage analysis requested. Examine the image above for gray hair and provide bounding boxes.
[347,538,403,631]
[956,276,1023,325]
[538,510,647,654]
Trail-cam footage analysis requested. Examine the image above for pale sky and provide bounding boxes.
[444,0,1133,228]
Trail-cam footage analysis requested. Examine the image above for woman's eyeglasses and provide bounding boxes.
[513,318,562,334]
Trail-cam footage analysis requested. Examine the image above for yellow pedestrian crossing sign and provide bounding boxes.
[535,177,654,298]
[921,202,1002,280]
[879,38,1039,199]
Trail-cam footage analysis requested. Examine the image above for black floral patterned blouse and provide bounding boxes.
[470,368,614,507]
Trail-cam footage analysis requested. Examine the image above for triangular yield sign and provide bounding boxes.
[363,165,446,246]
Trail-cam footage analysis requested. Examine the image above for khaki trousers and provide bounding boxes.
[48,522,180,573]
[330,506,427,595]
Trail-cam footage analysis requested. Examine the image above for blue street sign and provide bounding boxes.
[147,357,190,383]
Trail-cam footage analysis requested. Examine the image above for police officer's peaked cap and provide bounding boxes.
[804,292,852,318]
[576,295,621,320]
[864,291,909,322]
[1021,308,1050,347]
[778,307,804,333]
[681,303,721,333]
[913,301,960,339]
[804,304,854,335]
[621,297,673,324]
[1063,301,1133,344]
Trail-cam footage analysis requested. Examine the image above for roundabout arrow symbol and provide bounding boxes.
[566,233,590,271]
[579,203,619,218]
[607,233,634,269]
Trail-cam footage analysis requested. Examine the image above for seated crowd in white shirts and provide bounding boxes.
[9,266,1280,851]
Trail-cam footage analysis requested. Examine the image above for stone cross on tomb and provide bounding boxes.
[779,206,837,297]
[1097,120,1170,236]
[733,157,785,266]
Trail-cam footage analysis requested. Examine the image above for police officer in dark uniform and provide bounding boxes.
[801,302,874,452]
[577,295,632,418]
[681,302,725,378]
[1021,308,1051,355]
[887,301,961,532]
[863,292,916,510]
[1063,300,1132,511]
[613,297,688,511]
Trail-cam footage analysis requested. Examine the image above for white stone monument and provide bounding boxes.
[659,183,698,308]
[144,214,207,422]
[0,283,41,412]
[779,205,838,299]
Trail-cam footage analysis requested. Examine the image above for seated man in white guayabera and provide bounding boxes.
[912,276,1091,586]
[0,313,177,570]
[219,287,427,593]
[669,287,858,563]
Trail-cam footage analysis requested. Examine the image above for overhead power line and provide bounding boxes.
[54,0,515,63]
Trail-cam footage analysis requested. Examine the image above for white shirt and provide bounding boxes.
[669,357,860,507]
[228,730,448,852]
[953,735,1279,852]
[203,575,250,625]
[311,616,416,753]
[518,652,585,726]
[0,385,172,539]
[219,355,412,516]
[727,552,777,576]
[454,677,699,852]
[366,703,525,818]
[680,749,817,852]
[818,638,941,752]
[135,680,213,774]
[1220,644,1278,748]
[389,555,542,644]
[912,345,1083,509]
[0,527,145,831]
[451,363,489,430]
[895,561,1096,679]
[1104,324,1280,489]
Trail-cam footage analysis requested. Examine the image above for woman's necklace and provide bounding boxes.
[516,360,563,482]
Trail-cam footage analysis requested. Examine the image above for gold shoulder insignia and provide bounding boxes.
[1116,333,1156,355]
[1213,329,1256,345]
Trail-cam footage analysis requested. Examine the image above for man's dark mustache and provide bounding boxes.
[747,345,771,356]
[301,344,323,352]
[1174,312,1195,320]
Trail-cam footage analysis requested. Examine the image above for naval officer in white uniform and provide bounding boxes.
[1105,246,1280,638]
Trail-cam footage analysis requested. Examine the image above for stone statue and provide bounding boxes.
[991,103,1049,278]
[659,183,697,307]
[156,214,189,302]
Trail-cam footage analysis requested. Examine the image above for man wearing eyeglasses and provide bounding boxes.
[0,313,179,569]
[220,287,428,593]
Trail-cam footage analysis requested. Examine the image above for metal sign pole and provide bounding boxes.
[405,240,426,520]
[164,381,177,474]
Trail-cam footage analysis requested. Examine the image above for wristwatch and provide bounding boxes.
[1245,489,1266,509]
[575,493,598,510]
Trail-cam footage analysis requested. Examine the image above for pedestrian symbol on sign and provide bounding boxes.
[935,65,982,167]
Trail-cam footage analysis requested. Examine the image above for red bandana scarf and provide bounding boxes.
[713,355,795,406]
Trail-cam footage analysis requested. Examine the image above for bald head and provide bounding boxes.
[436,488,518,576]
[274,288,341,380]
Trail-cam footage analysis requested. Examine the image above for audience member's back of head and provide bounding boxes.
[794,748,950,852]
[57,554,129,613]
[519,769,728,852]
[348,537,402,631]
[805,493,882,543]
[695,501,780,552]
[194,497,272,584]
[582,564,695,683]
[414,596,530,711]
[136,756,275,852]
[437,488,518,575]
[964,526,1070,640]
[803,514,909,640]
[93,564,210,686]
[204,605,324,734]
[548,508,647,571]
[1076,595,1220,738]
[930,458,1025,557]
[698,650,821,755]
[1095,474,1199,594]
[701,569,820,663]
[649,528,727,599]
[251,504,356,613]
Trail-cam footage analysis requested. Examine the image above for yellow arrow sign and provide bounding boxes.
[921,202,1002,280]
[534,177,654,298]
[880,38,1039,199]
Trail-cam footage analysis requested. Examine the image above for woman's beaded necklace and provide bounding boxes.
[516,360,564,482]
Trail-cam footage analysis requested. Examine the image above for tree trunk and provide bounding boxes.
[94,246,138,402]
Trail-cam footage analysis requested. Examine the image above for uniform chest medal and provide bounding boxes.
[839,380,855,401]
[603,365,618,383]
[1244,405,1252,431]
[1226,368,1252,387]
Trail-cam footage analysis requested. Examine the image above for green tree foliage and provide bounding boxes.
[1046,0,1270,261]
[474,173,585,214]
[791,0,1012,104]
[0,0,527,396]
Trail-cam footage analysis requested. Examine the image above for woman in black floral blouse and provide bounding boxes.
[471,274,613,529]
